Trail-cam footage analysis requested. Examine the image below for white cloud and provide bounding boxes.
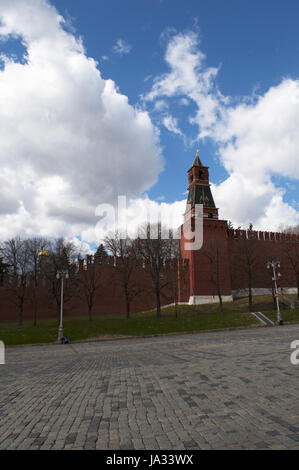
[214,80,299,179]
[145,31,225,138]
[162,115,183,137]
[145,30,299,230]
[180,97,190,106]
[113,38,132,55]
[153,99,168,111]
[83,196,186,243]
[69,237,94,256]
[211,176,298,230]
[211,79,299,229]
[0,0,162,242]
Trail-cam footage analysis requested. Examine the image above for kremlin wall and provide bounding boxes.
[0,153,298,321]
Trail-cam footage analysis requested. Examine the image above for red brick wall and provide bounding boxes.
[227,229,298,291]
[0,257,190,321]
[0,226,298,322]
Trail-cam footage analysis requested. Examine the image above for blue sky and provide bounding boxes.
[0,0,299,248]
[52,0,299,201]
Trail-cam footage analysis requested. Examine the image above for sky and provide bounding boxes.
[0,0,299,251]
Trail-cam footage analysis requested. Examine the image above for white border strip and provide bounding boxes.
[251,311,274,326]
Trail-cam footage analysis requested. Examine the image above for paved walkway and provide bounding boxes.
[1,325,299,450]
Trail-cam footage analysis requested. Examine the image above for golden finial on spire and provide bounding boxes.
[38,246,48,257]
[196,148,199,157]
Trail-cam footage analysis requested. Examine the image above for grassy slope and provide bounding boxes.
[1,294,298,346]
[252,293,299,323]
[264,309,299,323]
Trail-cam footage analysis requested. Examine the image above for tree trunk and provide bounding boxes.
[33,301,37,327]
[18,300,23,326]
[124,286,130,320]
[156,283,161,318]
[173,280,178,319]
[248,275,253,311]
[216,276,223,313]
[216,281,223,314]
[248,287,253,311]
[126,299,130,320]
[215,248,223,314]
[88,303,93,321]
[218,293,223,314]
[33,286,38,327]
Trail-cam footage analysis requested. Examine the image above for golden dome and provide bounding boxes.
[38,246,48,257]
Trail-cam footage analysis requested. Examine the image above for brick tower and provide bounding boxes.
[186,149,219,220]
[180,151,233,304]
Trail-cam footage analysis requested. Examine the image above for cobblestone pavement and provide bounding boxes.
[1,324,299,450]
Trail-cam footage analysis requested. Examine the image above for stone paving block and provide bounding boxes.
[1,325,299,450]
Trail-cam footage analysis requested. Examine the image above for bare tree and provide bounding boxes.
[165,235,181,318]
[282,225,299,235]
[1,237,31,325]
[232,235,262,311]
[26,237,49,326]
[0,256,9,286]
[201,240,225,314]
[281,227,299,300]
[78,251,105,321]
[44,238,78,320]
[136,223,177,318]
[104,233,142,320]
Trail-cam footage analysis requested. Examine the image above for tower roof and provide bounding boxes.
[192,149,203,167]
[185,149,219,219]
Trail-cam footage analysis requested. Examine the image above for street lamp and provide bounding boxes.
[56,270,69,342]
[267,260,283,325]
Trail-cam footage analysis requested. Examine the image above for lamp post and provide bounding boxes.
[56,270,69,341]
[267,260,283,325]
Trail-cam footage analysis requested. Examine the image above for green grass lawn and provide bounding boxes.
[0,303,259,346]
[263,309,299,324]
[1,294,298,346]
[248,293,299,324]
